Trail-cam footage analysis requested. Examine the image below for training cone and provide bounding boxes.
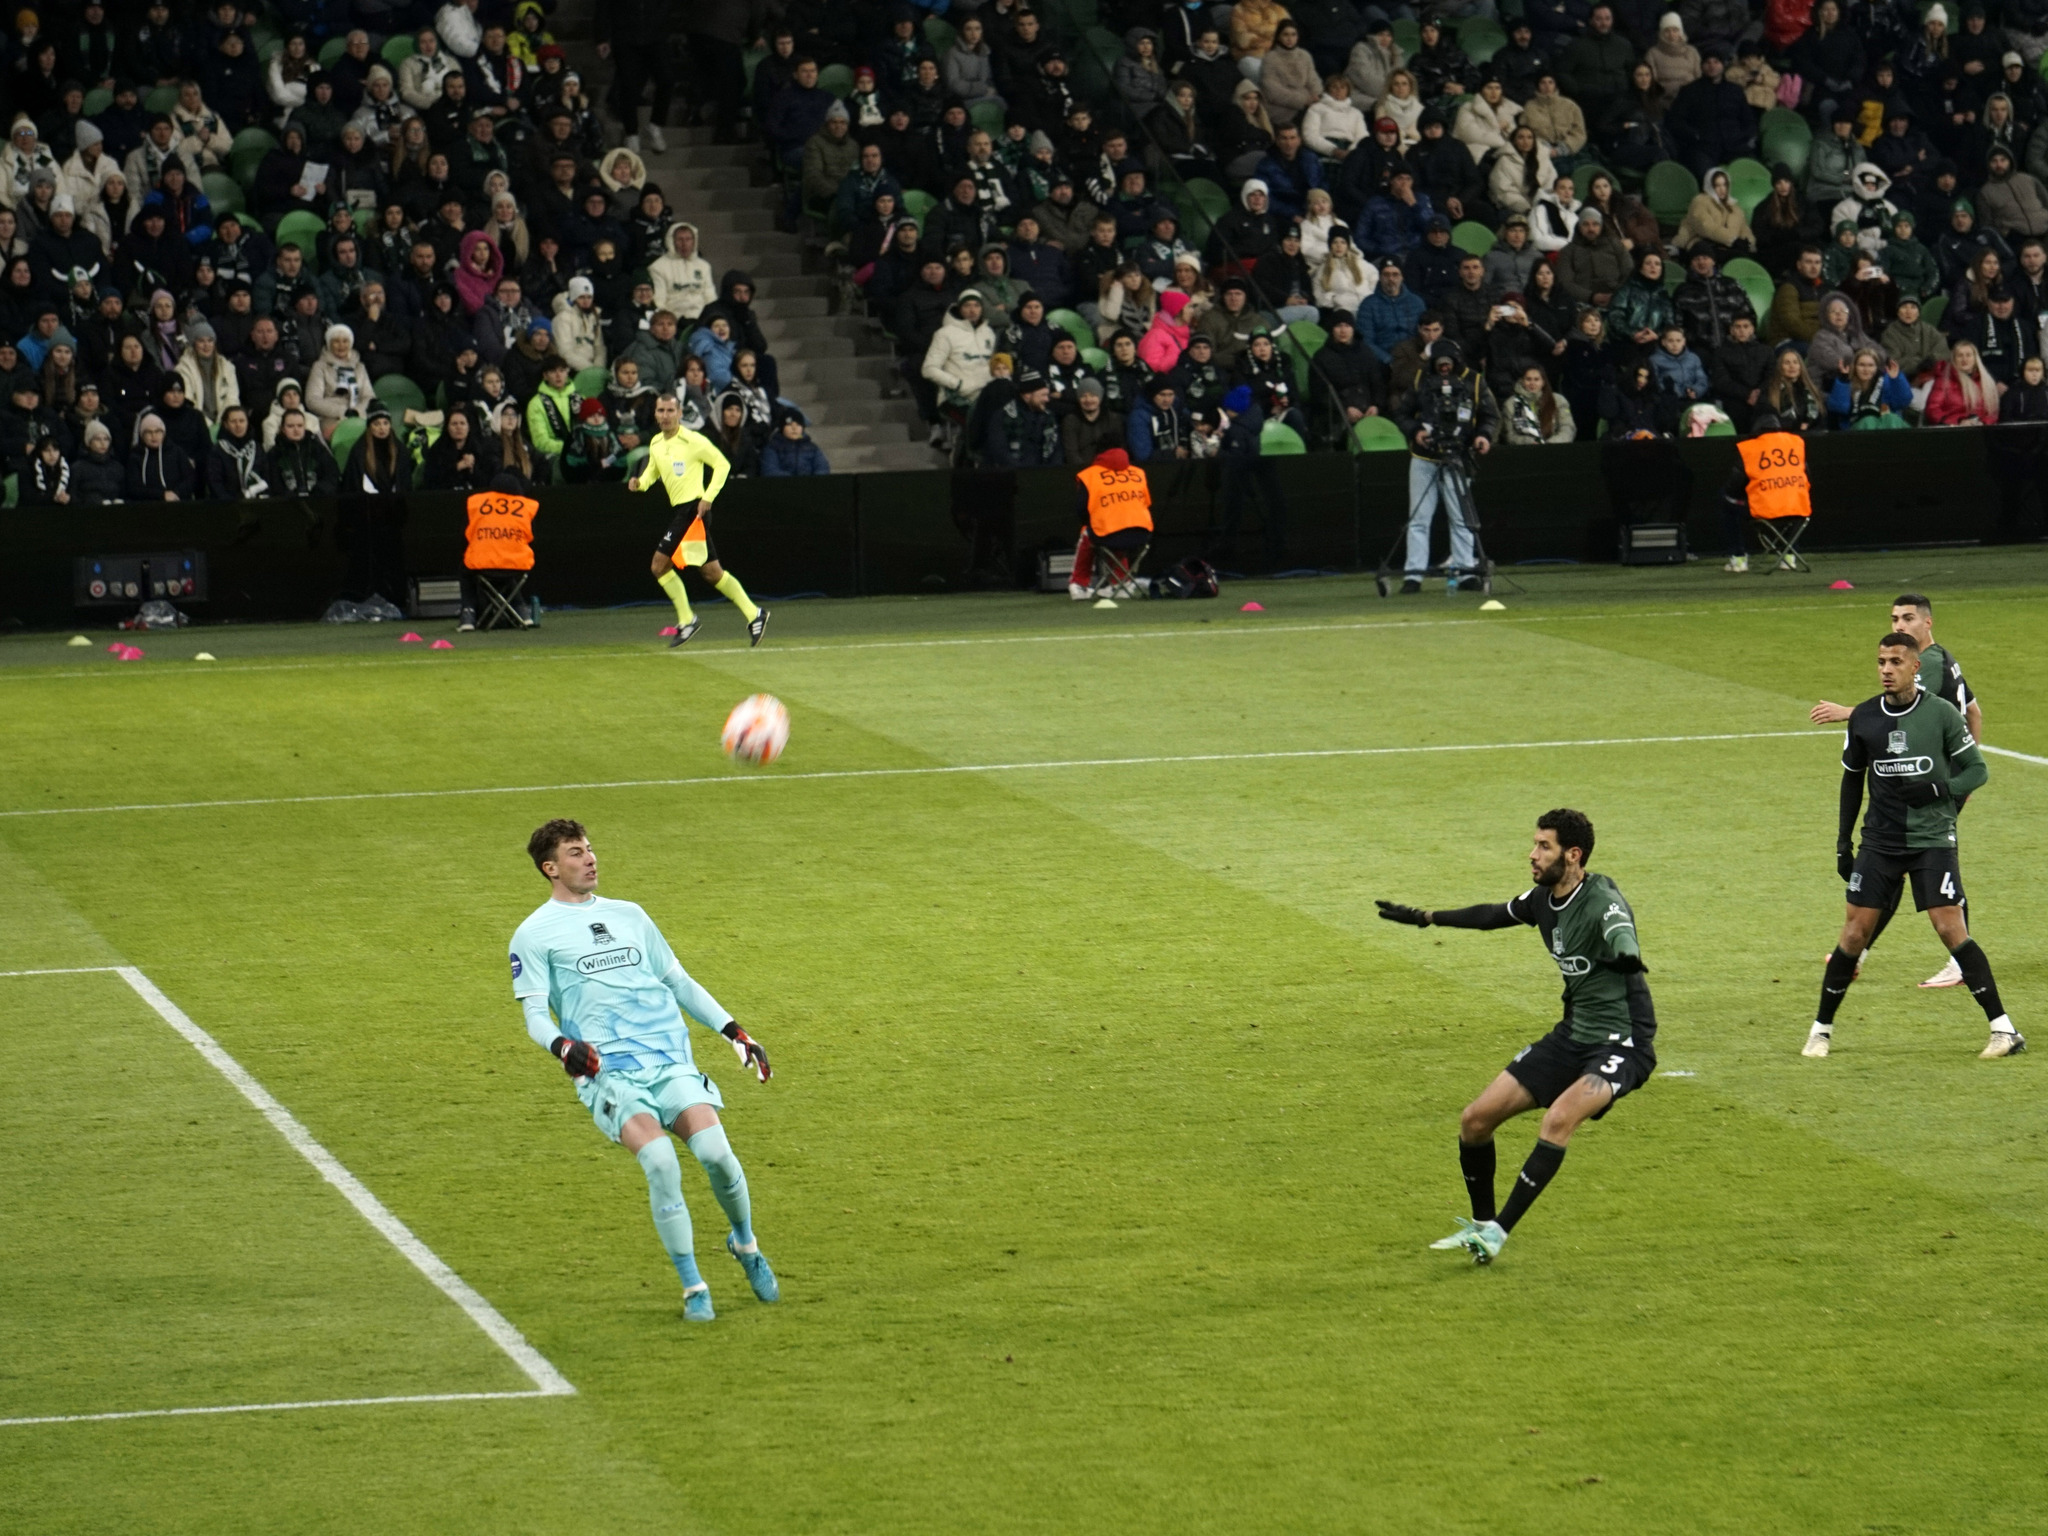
[659,625,679,636]
[66,634,90,646]
[399,630,423,642]
[193,652,216,661]
[1093,597,1118,609]
[1829,580,1855,590]
[106,642,123,653]
[1240,601,1264,611]
[1479,599,1506,611]
[118,646,144,660]
[430,638,455,649]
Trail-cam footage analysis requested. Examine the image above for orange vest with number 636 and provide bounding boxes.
[1736,432,1812,522]
[1077,462,1154,537]
[464,490,539,570]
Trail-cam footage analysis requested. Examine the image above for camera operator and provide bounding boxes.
[1391,339,1500,593]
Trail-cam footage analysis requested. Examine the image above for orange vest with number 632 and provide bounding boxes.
[1736,432,1812,522]
[464,490,539,570]
[1077,462,1154,537]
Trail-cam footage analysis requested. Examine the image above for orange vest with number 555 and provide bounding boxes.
[1736,432,1812,522]
[464,491,539,570]
[1077,462,1154,537]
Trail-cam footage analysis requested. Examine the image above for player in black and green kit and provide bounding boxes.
[1811,593,1985,989]
[1805,631,2021,1059]
[1377,809,1653,1265]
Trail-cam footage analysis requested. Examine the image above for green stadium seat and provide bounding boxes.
[233,126,279,156]
[1287,319,1328,358]
[1048,307,1094,351]
[742,47,766,90]
[1920,293,1948,328]
[1451,220,1496,257]
[1260,421,1308,455]
[329,415,366,461]
[144,85,180,113]
[1725,158,1772,216]
[1761,126,1810,180]
[573,366,610,398]
[901,188,936,226]
[203,172,244,213]
[1080,346,1109,370]
[1352,415,1408,451]
[1646,161,1699,228]
[1572,163,1619,201]
[1758,107,1812,145]
[970,99,1007,136]
[1723,257,1775,322]
[1185,178,1231,223]
[1704,418,1737,437]
[923,15,957,53]
[1392,18,1421,54]
[229,209,261,233]
[1460,18,1507,61]
[318,37,348,67]
[381,35,416,68]
[83,87,111,115]
[259,37,284,63]
[817,63,854,98]
[375,374,427,416]
[273,210,327,268]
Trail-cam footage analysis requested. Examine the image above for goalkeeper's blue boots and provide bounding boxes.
[728,1234,780,1302]
[682,1284,716,1322]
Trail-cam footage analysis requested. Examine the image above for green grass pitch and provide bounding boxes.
[3,550,2046,1534]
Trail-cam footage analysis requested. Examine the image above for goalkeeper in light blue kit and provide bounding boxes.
[509,818,778,1321]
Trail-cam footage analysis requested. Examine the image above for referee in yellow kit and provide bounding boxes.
[632,391,769,648]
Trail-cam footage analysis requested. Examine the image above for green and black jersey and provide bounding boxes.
[1840,691,1988,854]
[1918,641,1975,716]
[1432,873,1655,1046]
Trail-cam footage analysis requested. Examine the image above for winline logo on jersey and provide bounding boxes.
[1874,757,1935,776]
[576,947,644,975]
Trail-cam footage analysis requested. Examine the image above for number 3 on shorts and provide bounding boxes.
[1599,1054,1625,1076]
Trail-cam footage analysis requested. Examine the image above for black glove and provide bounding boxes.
[551,1035,600,1078]
[723,1022,771,1083]
[1607,954,1649,974]
[1375,900,1431,927]
[1837,846,1856,882]
[1898,781,1947,807]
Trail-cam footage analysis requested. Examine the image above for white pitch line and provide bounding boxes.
[0,965,121,976]
[0,1390,558,1430]
[105,967,574,1400]
[0,729,1844,820]
[1985,744,2048,767]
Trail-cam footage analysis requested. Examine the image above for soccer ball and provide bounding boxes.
[722,694,790,765]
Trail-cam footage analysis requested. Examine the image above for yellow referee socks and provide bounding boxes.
[656,569,695,624]
[714,571,760,622]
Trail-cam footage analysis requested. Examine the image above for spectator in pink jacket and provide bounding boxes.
[1137,288,1193,373]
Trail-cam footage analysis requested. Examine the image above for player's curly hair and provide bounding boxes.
[527,818,589,873]
[1537,808,1594,864]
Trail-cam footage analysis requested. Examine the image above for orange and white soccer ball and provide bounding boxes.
[722,694,790,765]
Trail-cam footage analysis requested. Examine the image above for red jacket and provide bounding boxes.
[1923,360,2000,426]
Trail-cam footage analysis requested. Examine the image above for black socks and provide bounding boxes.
[1816,947,1861,1026]
[1459,1139,1496,1224]
[1951,940,2006,1022]
[1497,1139,1567,1233]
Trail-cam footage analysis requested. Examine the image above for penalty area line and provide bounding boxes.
[0,966,574,1427]
[0,1389,558,1430]
[0,728,1845,820]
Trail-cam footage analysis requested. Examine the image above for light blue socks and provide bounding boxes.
[636,1138,702,1289]
[686,1124,755,1247]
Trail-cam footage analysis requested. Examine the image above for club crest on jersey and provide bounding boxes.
[589,922,615,945]
[1888,728,1908,755]
[1551,928,1563,956]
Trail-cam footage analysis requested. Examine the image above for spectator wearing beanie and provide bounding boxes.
[125,410,195,499]
[72,416,124,503]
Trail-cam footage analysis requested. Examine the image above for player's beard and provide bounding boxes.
[1532,855,1565,888]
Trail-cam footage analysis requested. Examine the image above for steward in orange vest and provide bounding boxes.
[1719,414,1812,573]
[1070,448,1153,599]
[464,479,540,571]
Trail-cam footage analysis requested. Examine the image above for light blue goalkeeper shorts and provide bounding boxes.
[576,1062,725,1143]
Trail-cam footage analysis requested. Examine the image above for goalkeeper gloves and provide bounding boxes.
[1375,900,1431,927]
[551,1036,600,1078]
[1837,846,1856,882]
[723,1022,771,1083]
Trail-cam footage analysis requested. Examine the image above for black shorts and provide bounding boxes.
[655,508,717,566]
[1848,845,1964,912]
[1505,1022,1655,1117]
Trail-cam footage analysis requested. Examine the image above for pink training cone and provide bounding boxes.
[106,642,123,653]
[399,630,423,641]
[430,638,455,649]
[118,646,144,660]
[659,625,679,636]
[1829,580,1855,590]
[1240,601,1265,612]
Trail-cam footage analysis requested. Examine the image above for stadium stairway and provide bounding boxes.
[637,128,944,474]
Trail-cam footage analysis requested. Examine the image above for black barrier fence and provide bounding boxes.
[2,428,2038,629]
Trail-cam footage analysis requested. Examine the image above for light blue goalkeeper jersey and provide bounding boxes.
[509,894,731,1072]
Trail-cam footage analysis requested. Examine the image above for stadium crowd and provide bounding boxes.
[0,0,833,510]
[793,0,2048,468]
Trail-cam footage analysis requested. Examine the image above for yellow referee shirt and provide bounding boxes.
[632,426,732,507]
